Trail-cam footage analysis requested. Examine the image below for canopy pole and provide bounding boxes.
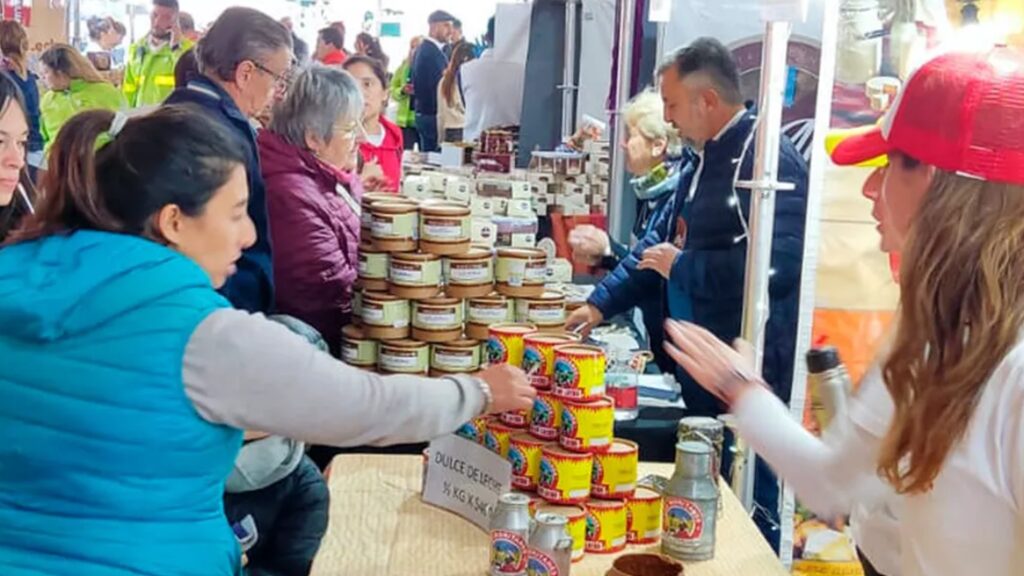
[607,0,637,244]
[732,19,794,511]
[559,0,580,139]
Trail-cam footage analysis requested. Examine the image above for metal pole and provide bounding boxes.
[560,0,580,139]
[732,19,794,512]
[607,0,636,245]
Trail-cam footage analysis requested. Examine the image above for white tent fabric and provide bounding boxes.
[576,0,616,127]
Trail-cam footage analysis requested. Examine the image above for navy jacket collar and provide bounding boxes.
[183,76,252,129]
[704,105,756,158]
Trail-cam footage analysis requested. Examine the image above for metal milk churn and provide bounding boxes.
[661,441,718,562]
[527,512,573,576]
[489,492,532,576]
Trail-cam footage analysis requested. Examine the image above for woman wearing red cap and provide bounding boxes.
[664,47,1024,576]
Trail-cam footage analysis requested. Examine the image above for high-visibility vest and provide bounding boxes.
[122,37,193,107]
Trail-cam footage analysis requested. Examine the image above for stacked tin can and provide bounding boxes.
[351,194,569,378]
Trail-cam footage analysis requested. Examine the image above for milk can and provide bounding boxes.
[527,512,573,576]
[489,493,532,576]
[661,441,718,562]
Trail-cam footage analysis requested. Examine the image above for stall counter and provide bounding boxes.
[311,454,788,576]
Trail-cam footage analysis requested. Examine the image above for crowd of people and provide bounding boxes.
[0,2,1022,576]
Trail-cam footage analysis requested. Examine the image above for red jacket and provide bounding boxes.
[321,49,347,66]
[359,116,403,192]
[258,129,363,355]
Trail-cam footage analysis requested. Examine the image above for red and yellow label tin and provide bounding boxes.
[485,323,538,367]
[560,396,615,454]
[591,439,639,498]
[626,487,663,544]
[585,499,628,554]
[537,445,592,505]
[529,390,562,441]
[455,416,489,445]
[484,420,515,457]
[522,332,580,389]
[499,409,529,429]
[552,345,607,402]
[537,503,588,562]
[508,433,546,491]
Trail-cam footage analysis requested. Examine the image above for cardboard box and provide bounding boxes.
[471,218,497,246]
[507,199,534,218]
[470,197,494,217]
[445,177,473,204]
[402,175,430,199]
[510,233,537,248]
[510,181,532,199]
[425,171,447,192]
[492,197,509,216]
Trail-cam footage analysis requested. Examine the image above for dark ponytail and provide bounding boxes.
[11,105,247,243]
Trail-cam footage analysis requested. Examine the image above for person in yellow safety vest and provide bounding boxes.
[122,0,193,107]
[39,44,127,153]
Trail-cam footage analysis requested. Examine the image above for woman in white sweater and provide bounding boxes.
[663,47,1024,576]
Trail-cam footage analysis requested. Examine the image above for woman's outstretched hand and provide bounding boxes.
[477,364,537,414]
[663,320,762,406]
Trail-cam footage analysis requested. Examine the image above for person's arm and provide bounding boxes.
[587,191,677,319]
[183,309,487,447]
[121,45,139,106]
[390,62,408,101]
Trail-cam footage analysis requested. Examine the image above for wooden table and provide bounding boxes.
[311,455,787,576]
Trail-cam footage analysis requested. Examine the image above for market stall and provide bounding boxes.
[311,455,789,576]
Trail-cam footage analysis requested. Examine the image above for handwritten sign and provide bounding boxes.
[422,434,512,530]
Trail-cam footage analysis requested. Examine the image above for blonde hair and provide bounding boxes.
[880,170,1024,493]
[0,21,29,78]
[623,89,682,157]
[40,44,107,84]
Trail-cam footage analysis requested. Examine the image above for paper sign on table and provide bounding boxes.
[422,434,512,530]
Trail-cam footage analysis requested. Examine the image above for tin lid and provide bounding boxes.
[362,291,407,304]
[420,203,471,217]
[554,344,605,357]
[520,291,566,304]
[433,339,480,350]
[414,296,461,307]
[391,252,441,263]
[535,512,568,527]
[342,325,367,340]
[630,487,662,502]
[676,416,723,434]
[371,201,419,215]
[609,439,638,454]
[806,346,842,373]
[524,332,580,345]
[380,339,429,351]
[497,247,546,260]
[541,444,590,459]
[447,246,493,261]
[537,503,586,519]
[499,492,531,506]
[490,323,538,335]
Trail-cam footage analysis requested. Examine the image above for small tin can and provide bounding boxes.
[466,294,516,340]
[537,445,592,505]
[677,416,725,481]
[552,345,607,402]
[455,416,489,444]
[431,340,481,374]
[508,433,546,491]
[537,504,588,563]
[489,492,532,576]
[585,499,628,554]
[529,390,562,441]
[627,487,663,544]
[559,396,615,454]
[377,340,430,375]
[591,439,639,498]
[522,333,580,390]
[662,441,719,562]
[340,325,377,368]
[515,292,567,331]
[484,420,515,458]
[527,513,574,576]
[486,323,539,367]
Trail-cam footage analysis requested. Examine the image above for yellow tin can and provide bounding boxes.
[560,396,615,454]
[484,420,515,457]
[522,332,580,390]
[585,499,628,554]
[537,503,588,562]
[626,487,663,544]
[537,445,592,505]
[591,439,640,499]
[486,323,538,367]
[455,416,489,445]
[529,390,562,442]
[552,345,607,402]
[508,433,546,491]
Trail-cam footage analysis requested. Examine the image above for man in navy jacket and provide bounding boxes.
[411,10,455,152]
[165,8,293,315]
[569,38,808,549]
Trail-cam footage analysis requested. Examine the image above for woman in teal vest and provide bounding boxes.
[0,105,535,575]
[39,43,126,153]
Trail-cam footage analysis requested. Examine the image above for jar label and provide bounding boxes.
[372,211,417,239]
[490,530,527,574]
[423,218,468,240]
[470,304,512,324]
[434,349,476,371]
[415,310,459,329]
[663,497,704,541]
[449,262,492,283]
[527,303,565,325]
[525,261,548,282]
[359,253,388,279]
[362,305,385,322]
[341,344,359,363]
[391,262,424,283]
[381,348,427,371]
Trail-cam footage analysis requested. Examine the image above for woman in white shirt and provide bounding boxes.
[663,47,1024,576]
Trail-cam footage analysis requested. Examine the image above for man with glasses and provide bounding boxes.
[123,0,194,107]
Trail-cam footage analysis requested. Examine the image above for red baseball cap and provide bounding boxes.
[831,47,1024,185]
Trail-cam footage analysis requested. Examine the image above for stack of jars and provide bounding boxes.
[455,323,663,563]
[347,194,569,377]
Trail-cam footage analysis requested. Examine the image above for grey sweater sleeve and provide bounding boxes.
[182,309,487,447]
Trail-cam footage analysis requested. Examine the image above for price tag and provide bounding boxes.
[422,435,512,530]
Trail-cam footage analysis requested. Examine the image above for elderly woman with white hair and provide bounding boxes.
[569,89,685,269]
[259,64,365,357]
[568,89,687,371]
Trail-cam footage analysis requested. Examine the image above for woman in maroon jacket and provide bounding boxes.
[259,65,364,355]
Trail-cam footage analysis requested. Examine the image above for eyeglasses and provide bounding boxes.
[250,60,292,88]
[333,120,368,142]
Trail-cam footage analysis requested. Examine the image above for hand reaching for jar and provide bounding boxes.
[477,364,537,414]
[568,225,611,264]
